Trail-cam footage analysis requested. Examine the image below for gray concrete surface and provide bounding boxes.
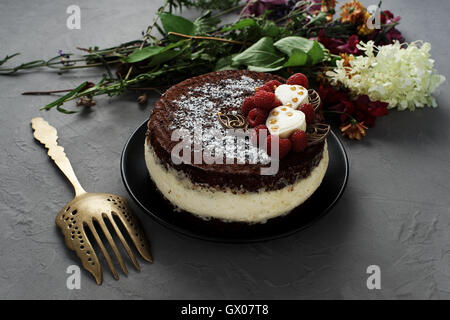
[0,0,449,299]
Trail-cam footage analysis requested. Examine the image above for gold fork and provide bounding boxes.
[31,117,152,285]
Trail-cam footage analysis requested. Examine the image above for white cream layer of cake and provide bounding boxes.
[144,140,329,224]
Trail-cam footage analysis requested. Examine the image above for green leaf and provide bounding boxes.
[79,77,106,95]
[41,81,88,112]
[191,49,215,62]
[148,49,182,67]
[248,57,286,72]
[194,11,220,34]
[222,18,256,32]
[190,48,206,60]
[232,37,283,68]
[125,40,187,64]
[125,46,164,63]
[215,55,238,71]
[274,36,314,56]
[305,11,328,27]
[154,22,166,37]
[159,13,196,35]
[261,21,280,38]
[283,49,308,67]
[274,37,324,66]
[307,40,324,65]
[56,105,78,114]
[152,40,188,67]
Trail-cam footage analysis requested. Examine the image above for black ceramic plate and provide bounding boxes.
[121,119,349,243]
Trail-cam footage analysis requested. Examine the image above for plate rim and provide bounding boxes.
[120,119,349,243]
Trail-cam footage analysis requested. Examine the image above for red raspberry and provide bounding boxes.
[250,124,269,146]
[257,84,272,93]
[290,130,308,153]
[247,108,268,127]
[299,103,315,124]
[266,135,292,159]
[257,80,282,93]
[241,96,256,116]
[253,90,276,111]
[286,73,309,88]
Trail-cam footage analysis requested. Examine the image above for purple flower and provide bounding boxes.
[58,49,63,56]
[243,0,286,17]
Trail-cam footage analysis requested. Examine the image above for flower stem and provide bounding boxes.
[22,89,73,95]
[59,60,121,70]
[276,1,313,24]
[239,0,256,19]
[212,4,245,19]
[167,32,245,45]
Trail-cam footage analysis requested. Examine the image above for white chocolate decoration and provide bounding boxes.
[274,84,309,109]
[266,106,306,138]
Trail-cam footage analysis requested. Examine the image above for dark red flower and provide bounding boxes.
[318,83,349,106]
[317,31,361,55]
[318,84,389,128]
[368,27,405,45]
[336,35,360,55]
[380,10,401,24]
[384,27,405,43]
[380,10,394,24]
[317,29,346,55]
[343,95,389,127]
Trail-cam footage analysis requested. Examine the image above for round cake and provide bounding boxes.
[145,70,328,223]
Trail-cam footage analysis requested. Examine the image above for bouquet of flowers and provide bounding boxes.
[0,0,445,139]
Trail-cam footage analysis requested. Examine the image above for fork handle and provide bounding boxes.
[31,117,86,196]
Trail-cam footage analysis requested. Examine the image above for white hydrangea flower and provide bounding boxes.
[326,41,446,111]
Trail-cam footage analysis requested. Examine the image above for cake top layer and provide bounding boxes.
[147,70,325,191]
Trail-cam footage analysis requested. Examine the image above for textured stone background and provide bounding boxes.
[0,0,449,299]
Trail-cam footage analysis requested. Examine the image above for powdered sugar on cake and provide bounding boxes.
[168,76,270,164]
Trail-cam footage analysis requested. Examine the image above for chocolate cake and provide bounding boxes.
[145,70,328,223]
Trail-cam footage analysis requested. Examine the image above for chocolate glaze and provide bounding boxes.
[147,70,325,192]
